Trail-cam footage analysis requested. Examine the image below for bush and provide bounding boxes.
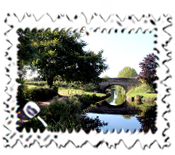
[21,96,82,132]
[17,83,29,110]
[26,81,47,86]
[82,83,98,92]
[21,96,107,133]
[25,87,58,101]
[76,94,106,108]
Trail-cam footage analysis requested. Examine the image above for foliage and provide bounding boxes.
[25,86,58,101]
[103,75,110,79]
[126,83,157,99]
[17,28,108,88]
[115,85,125,95]
[21,96,107,133]
[27,77,40,81]
[17,80,29,110]
[114,85,125,105]
[115,94,125,106]
[106,89,114,104]
[26,81,47,86]
[76,94,107,109]
[105,85,125,106]
[117,67,137,78]
[82,83,98,92]
[122,115,135,119]
[136,105,157,133]
[137,53,158,87]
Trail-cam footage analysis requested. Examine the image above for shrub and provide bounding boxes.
[24,86,58,101]
[17,83,29,110]
[21,96,107,133]
[82,83,98,92]
[76,94,106,108]
[21,96,82,132]
[26,81,47,86]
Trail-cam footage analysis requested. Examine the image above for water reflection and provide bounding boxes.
[136,105,157,133]
[106,89,125,106]
[85,104,157,133]
[85,113,141,133]
[122,114,135,119]
[84,86,157,133]
[106,89,116,105]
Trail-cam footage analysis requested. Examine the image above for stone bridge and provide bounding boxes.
[99,78,139,93]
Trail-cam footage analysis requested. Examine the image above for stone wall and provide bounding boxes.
[99,78,139,93]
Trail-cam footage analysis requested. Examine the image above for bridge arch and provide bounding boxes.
[99,78,138,93]
[104,84,126,94]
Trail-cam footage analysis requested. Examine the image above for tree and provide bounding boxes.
[103,75,110,79]
[117,67,137,78]
[17,28,37,82]
[17,28,108,88]
[137,53,158,87]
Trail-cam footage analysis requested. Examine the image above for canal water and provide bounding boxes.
[86,113,141,133]
[109,91,117,106]
[85,89,157,133]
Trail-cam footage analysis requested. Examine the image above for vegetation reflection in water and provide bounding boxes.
[86,105,157,133]
[106,85,126,106]
[86,85,157,134]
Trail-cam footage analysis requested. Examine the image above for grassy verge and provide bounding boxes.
[58,87,105,97]
[27,85,37,89]
[27,85,106,97]
[58,87,84,95]
[126,83,157,98]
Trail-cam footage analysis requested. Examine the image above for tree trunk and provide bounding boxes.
[47,77,54,88]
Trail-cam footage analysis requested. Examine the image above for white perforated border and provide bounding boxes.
[3,13,172,148]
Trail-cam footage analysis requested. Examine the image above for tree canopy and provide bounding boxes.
[117,67,137,78]
[17,28,108,87]
[137,53,158,86]
[103,75,110,79]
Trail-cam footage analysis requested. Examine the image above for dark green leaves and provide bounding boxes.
[17,28,108,87]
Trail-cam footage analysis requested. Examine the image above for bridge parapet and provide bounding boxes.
[99,78,138,93]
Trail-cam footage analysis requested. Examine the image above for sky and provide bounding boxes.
[81,28,156,78]
[27,29,156,79]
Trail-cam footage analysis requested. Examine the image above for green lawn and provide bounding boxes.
[58,87,105,97]
[27,85,37,89]
[126,84,157,98]
[27,85,105,97]
[58,87,83,95]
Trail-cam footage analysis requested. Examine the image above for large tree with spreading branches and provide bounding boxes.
[17,28,108,88]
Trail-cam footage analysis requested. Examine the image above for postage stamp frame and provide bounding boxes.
[2,13,172,149]
[0,2,173,154]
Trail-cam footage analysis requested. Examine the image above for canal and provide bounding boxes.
[85,88,157,133]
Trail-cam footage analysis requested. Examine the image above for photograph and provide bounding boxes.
[16,27,158,134]
[1,6,173,152]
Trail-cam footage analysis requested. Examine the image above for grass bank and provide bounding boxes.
[126,83,157,103]
[58,87,105,97]
[27,84,105,97]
